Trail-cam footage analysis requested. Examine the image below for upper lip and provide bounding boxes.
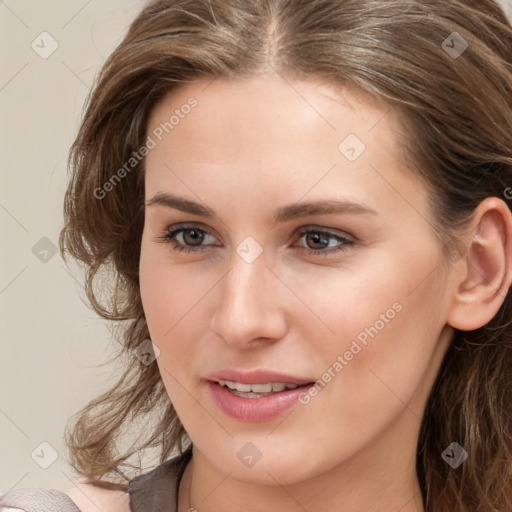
[206,369,315,386]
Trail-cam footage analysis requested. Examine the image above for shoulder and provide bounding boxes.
[65,484,131,512]
[0,487,84,512]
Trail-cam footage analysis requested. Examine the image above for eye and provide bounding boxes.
[155,223,355,257]
[294,227,354,256]
[156,224,219,254]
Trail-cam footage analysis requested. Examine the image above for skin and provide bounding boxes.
[134,74,512,512]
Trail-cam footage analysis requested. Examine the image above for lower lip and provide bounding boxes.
[207,381,313,422]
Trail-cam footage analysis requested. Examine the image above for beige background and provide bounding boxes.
[0,0,148,494]
[1,0,511,495]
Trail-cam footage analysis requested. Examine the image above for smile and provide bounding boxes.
[208,380,316,421]
[218,380,299,395]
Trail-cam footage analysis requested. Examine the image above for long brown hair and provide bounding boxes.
[59,1,512,509]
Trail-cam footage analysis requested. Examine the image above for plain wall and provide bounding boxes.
[0,0,146,493]
[1,0,511,495]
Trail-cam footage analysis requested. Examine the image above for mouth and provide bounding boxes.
[207,378,316,422]
[205,369,317,421]
[216,379,314,398]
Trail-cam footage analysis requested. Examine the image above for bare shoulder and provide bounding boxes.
[65,483,131,512]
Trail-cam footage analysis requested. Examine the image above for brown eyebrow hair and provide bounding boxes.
[145,192,378,223]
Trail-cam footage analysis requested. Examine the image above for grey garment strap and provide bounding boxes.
[128,447,193,512]
[0,488,80,512]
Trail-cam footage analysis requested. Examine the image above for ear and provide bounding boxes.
[447,197,512,331]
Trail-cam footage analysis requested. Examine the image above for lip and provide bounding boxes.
[205,369,316,422]
[207,381,315,422]
[205,369,314,386]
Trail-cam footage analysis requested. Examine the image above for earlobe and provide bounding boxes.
[447,197,512,332]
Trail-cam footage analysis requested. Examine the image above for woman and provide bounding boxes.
[2,0,512,511]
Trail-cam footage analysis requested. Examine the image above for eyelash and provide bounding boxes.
[155,223,355,257]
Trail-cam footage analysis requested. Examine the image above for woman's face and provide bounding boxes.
[139,75,457,487]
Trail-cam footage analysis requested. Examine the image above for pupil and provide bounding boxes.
[185,229,203,245]
[308,232,327,249]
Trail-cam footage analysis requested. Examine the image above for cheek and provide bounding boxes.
[139,251,206,412]
[313,256,448,428]
[140,239,207,337]
[139,244,221,399]
[304,244,448,391]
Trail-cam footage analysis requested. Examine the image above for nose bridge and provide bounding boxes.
[227,253,268,312]
[210,249,287,346]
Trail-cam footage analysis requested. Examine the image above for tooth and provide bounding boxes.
[234,382,252,392]
[252,383,273,393]
[233,391,271,398]
[218,380,303,393]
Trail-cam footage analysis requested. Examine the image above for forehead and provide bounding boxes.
[155,74,390,125]
[143,74,426,222]
[146,74,403,167]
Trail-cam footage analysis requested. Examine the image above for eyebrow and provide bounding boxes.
[145,192,378,223]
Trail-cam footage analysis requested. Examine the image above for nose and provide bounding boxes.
[209,253,288,349]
